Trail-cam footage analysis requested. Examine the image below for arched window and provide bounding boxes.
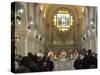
[52,8,74,32]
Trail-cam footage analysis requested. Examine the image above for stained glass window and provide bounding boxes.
[53,9,74,32]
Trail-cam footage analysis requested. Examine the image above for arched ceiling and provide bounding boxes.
[38,3,87,39]
[38,4,87,34]
[39,4,86,26]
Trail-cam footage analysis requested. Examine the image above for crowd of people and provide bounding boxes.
[73,49,97,69]
[13,48,97,73]
[14,50,54,73]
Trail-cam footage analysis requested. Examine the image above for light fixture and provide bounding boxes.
[17,38,20,42]
[30,21,33,25]
[40,5,43,11]
[71,22,73,26]
[53,18,56,22]
[19,8,24,13]
[17,21,21,25]
[90,21,94,25]
[16,35,20,42]
[54,15,56,18]
[82,7,85,12]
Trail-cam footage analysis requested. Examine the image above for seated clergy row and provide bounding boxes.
[37,49,79,60]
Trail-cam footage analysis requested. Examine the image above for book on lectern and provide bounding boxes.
[11,1,97,73]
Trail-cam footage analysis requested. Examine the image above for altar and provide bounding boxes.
[47,50,77,71]
[53,58,75,71]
